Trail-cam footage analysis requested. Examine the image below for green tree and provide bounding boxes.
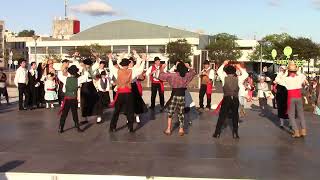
[17,30,35,37]
[206,33,242,65]
[68,44,111,60]
[166,39,193,63]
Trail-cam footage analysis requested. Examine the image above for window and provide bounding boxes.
[31,47,46,54]
[62,46,75,54]
[113,45,128,53]
[48,46,61,54]
[148,45,165,53]
[130,45,146,53]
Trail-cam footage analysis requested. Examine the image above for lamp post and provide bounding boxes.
[258,40,266,76]
[32,35,40,64]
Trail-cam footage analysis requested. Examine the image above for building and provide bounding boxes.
[52,17,80,40]
[0,21,4,68]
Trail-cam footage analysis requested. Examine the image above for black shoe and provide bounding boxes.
[80,120,89,125]
[109,128,116,133]
[213,132,220,138]
[19,107,27,111]
[77,127,84,133]
[149,107,155,111]
[59,126,64,134]
[232,132,240,139]
[160,107,164,113]
[128,128,134,133]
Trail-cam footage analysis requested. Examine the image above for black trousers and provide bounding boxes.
[199,84,211,108]
[18,83,29,109]
[38,82,45,104]
[151,83,164,109]
[214,96,239,134]
[112,85,116,100]
[276,85,288,119]
[59,99,79,128]
[28,86,39,107]
[0,87,9,103]
[97,91,110,116]
[110,93,134,131]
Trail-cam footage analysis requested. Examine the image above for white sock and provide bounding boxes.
[51,104,54,108]
[46,103,49,109]
[78,103,81,108]
[136,116,140,123]
[280,118,284,126]
[97,117,102,123]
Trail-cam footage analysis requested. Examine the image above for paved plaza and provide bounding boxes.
[0,91,320,180]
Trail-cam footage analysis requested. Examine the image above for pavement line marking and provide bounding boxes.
[0,172,255,180]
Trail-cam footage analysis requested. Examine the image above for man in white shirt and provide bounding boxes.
[14,59,29,110]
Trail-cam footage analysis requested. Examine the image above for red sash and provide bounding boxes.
[150,65,164,93]
[47,88,55,91]
[136,81,143,96]
[212,98,224,116]
[206,82,213,98]
[109,87,132,108]
[58,96,77,115]
[287,89,302,113]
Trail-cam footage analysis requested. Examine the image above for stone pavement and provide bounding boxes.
[0,98,320,180]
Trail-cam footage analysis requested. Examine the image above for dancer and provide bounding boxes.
[160,62,196,136]
[0,69,9,105]
[213,60,248,139]
[257,76,270,116]
[239,73,249,118]
[14,59,29,111]
[44,73,58,109]
[276,62,307,138]
[58,65,83,133]
[274,66,289,128]
[28,62,40,109]
[96,71,111,123]
[146,57,165,112]
[57,59,70,105]
[108,54,145,133]
[199,60,215,111]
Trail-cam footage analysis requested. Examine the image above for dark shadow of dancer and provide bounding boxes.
[0,160,25,172]
[134,113,152,132]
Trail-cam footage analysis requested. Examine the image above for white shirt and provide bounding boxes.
[201,68,215,81]
[276,72,306,90]
[57,72,87,93]
[108,57,145,80]
[275,72,286,86]
[146,65,167,82]
[97,78,111,92]
[14,67,28,86]
[257,82,269,98]
[217,64,248,87]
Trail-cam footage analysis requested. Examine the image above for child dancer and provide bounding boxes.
[44,73,58,108]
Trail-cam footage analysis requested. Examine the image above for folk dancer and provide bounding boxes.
[199,60,215,111]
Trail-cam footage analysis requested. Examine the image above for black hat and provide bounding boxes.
[129,57,135,61]
[68,65,79,76]
[203,60,210,65]
[224,65,236,75]
[62,59,70,63]
[99,60,106,65]
[112,61,118,66]
[154,57,161,62]
[100,71,107,76]
[119,58,130,67]
[83,58,93,65]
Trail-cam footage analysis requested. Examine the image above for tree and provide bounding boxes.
[17,30,35,37]
[206,33,242,65]
[68,44,112,60]
[166,39,193,63]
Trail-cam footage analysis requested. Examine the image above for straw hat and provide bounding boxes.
[287,61,298,72]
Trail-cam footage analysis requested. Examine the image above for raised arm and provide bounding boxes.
[132,57,146,80]
[108,53,118,79]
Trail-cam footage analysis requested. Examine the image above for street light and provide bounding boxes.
[257,40,271,76]
[32,35,40,64]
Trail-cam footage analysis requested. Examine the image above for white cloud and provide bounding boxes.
[70,0,117,16]
[268,0,280,7]
[312,0,320,9]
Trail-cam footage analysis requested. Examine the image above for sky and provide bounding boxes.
[1,0,320,42]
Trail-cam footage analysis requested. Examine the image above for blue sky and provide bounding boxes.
[1,0,320,41]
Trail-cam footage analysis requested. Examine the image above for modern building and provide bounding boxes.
[0,21,5,68]
[52,17,80,40]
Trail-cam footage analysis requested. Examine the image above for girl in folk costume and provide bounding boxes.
[58,65,83,133]
[274,66,289,128]
[276,62,308,138]
[128,52,148,124]
[44,73,58,108]
[199,60,215,111]
[247,73,254,102]
[146,57,166,112]
[78,58,101,123]
[213,60,248,139]
[160,62,196,136]
[108,54,145,133]
[257,76,270,115]
[96,71,111,124]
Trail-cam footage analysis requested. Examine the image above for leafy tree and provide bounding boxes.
[206,33,242,65]
[68,44,111,60]
[166,39,193,63]
[17,30,35,37]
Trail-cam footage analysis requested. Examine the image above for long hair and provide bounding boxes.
[176,63,188,77]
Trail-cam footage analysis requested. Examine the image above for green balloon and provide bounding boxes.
[271,49,277,59]
[283,46,293,58]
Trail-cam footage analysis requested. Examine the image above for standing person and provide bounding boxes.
[110,61,119,100]
[58,65,83,133]
[0,69,9,105]
[271,81,277,109]
[276,62,307,138]
[28,62,40,109]
[37,62,46,107]
[198,60,215,111]
[239,75,249,118]
[146,57,166,112]
[108,54,145,133]
[213,60,248,139]
[257,76,270,116]
[247,73,254,102]
[275,66,289,128]
[44,73,58,109]
[14,59,29,111]
[57,59,70,105]
[96,71,111,123]
[160,62,196,136]
[78,58,100,123]
[94,60,107,77]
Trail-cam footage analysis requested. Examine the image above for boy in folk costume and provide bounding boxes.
[96,71,111,123]
[213,60,248,139]
[274,66,289,128]
[28,62,41,109]
[58,65,83,133]
[146,57,166,112]
[160,62,196,136]
[108,54,145,133]
[199,60,215,111]
[276,62,308,138]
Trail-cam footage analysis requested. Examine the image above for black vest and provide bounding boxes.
[223,76,239,96]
